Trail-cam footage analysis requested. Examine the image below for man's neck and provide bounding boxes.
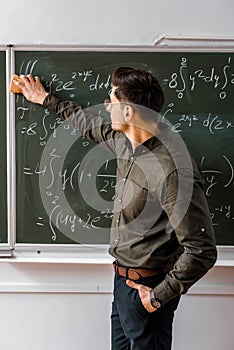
[125,122,160,152]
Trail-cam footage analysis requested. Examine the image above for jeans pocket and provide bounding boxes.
[134,291,150,318]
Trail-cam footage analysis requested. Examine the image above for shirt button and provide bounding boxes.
[130,156,134,161]
[123,178,126,182]
[115,239,118,243]
[118,199,122,203]
[116,219,119,223]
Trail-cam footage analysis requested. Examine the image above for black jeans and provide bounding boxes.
[111,273,180,350]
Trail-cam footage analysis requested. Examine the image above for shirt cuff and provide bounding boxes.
[153,279,179,304]
[43,93,60,110]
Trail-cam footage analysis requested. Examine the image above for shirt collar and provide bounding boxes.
[124,123,170,155]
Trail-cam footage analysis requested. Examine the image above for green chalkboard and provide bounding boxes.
[0,50,7,245]
[14,50,234,245]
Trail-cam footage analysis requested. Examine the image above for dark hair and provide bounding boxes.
[111,67,165,116]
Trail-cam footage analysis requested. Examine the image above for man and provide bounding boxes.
[14,67,217,350]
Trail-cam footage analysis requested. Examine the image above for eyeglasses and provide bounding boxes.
[104,99,131,113]
[104,98,112,112]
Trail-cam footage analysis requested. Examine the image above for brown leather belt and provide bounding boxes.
[113,260,171,281]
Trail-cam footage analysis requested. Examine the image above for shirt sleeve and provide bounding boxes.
[43,94,119,153]
[153,167,217,304]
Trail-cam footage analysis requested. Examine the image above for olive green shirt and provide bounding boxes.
[43,94,217,304]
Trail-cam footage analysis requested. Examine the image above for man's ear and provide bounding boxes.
[124,104,134,122]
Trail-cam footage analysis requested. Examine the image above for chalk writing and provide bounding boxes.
[201,155,234,196]
[46,73,76,93]
[168,56,234,100]
[210,203,234,226]
[14,51,234,245]
[162,104,234,135]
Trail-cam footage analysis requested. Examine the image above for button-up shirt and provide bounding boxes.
[44,94,217,304]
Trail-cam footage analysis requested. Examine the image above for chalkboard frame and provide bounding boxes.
[0,46,13,257]
[7,44,234,263]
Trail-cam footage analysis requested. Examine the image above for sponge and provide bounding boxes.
[9,74,24,93]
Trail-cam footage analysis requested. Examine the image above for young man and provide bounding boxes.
[14,67,217,350]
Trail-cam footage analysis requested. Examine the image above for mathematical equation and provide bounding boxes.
[44,71,112,94]
[24,156,116,195]
[201,155,233,196]
[18,56,112,95]
[17,105,234,146]
[21,145,234,241]
[210,203,234,227]
[24,151,233,196]
[166,56,234,100]
[162,105,234,134]
[37,172,115,241]
[16,104,234,241]
[23,141,115,241]
[201,155,234,228]
[36,202,113,242]
[15,53,234,242]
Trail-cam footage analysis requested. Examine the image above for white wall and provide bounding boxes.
[1,0,234,45]
[1,1,234,349]
[0,260,234,350]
